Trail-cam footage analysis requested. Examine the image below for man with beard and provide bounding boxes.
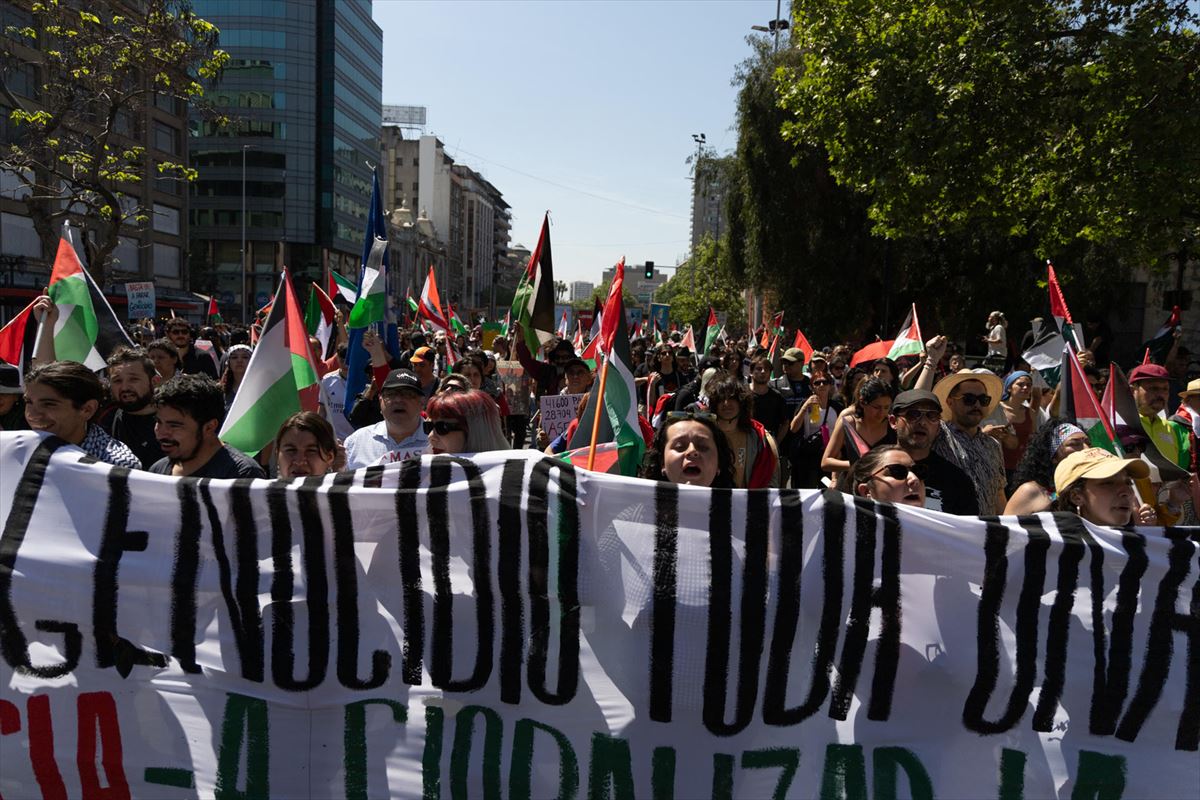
[1131,363,1191,470]
[889,389,979,515]
[149,374,265,478]
[343,369,430,468]
[930,370,1007,514]
[23,361,141,468]
[165,320,219,379]
[102,347,164,468]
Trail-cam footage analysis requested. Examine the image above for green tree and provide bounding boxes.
[0,0,227,284]
[778,0,1200,266]
[726,30,1141,347]
[656,233,745,332]
[574,279,638,314]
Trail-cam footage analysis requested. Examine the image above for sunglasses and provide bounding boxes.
[811,379,831,387]
[423,419,464,435]
[666,410,716,424]
[953,392,992,407]
[898,408,941,423]
[873,463,917,481]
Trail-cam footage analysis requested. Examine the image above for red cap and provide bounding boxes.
[1129,363,1169,383]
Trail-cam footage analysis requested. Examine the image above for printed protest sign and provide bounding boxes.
[125,282,155,319]
[496,359,530,415]
[0,431,1196,799]
[539,392,584,441]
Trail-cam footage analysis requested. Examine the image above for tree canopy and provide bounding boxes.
[1,0,227,284]
[777,0,1200,266]
[654,233,745,332]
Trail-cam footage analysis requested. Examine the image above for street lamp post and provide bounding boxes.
[240,144,248,324]
[690,132,705,294]
[751,0,791,52]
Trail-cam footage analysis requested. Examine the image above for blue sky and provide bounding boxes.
[372,0,779,285]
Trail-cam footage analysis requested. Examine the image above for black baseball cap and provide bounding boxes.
[0,361,20,394]
[380,369,422,393]
[891,389,941,413]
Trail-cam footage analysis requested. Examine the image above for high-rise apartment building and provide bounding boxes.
[570,281,594,302]
[689,169,725,252]
[188,0,381,319]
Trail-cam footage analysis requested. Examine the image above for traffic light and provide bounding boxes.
[644,261,654,280]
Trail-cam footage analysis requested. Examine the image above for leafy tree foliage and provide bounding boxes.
[778,0,1200,266]
[655,233,745,332]
[1,0,227,284]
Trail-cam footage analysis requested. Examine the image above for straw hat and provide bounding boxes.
[1178,377,1200,400]
[932,369,1003,421]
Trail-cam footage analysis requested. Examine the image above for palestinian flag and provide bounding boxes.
[500,309,511,337]
[0,299,39,383]
[46,224,132,369]
[559,440,621,474]
[449,304,469,337]
[556,309,570,340]
[1058,344,1120,455]
[568,258,646,476]
[886,304,924,360]
[220,269,320,457]
[1142,306,1180,365]
[679,325,696,353]
[653,319,664,346]
[1046,262,1084,350]
[572,321,584,354]
[304,283,336,359]
[589,297,602,341]
[328,270,358,305]
[509,212,555,355]
[1103,364,1190,482]
[716,325,727,345]
[206,297,222,324]
[443,337,460,368]
[418,265,451,332]
[702,308,720,354]
[405,286,419,317]
[793,328,815,364]
[1021,317,1064,387]
[769,311,785,337]
[347,237,388,328]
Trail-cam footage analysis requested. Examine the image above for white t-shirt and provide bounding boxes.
[987,324,1006,356]
[318,372,355,441]
[343,422,429,469]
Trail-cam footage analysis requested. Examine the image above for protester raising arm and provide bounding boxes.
[30,293,58,369]
[913,335,948,392]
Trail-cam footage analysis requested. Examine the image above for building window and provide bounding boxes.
[412,181,418,192]
[152,204,180,235]
[153,243,180,278]
[153,122,179,155]
[0,212,40,257]
[112,236,140,273]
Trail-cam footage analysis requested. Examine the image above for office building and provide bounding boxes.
[570,281,594,302]
[187,0,382,320]
[690,169,725,251]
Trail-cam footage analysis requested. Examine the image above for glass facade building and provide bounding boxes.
[188,0,381,318]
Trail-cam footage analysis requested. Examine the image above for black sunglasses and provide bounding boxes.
[873,463,917,481]
[811,379,831,387]
[423,419,464,435]
[898,408,941,423]
[666,410,716,424]
[953,392,992,407]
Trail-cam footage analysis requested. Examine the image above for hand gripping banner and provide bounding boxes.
[0,431,1196,798]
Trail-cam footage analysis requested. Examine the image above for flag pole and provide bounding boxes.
[586,352,612,471]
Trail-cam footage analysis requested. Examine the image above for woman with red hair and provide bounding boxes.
[423,389,510,454]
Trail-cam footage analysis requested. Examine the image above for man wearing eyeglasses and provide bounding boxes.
[343,369,430,468]
[928,370,1008,514]
[889,390,979,515]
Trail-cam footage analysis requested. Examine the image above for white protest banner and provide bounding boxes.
[0,430,1196,799]
[540,392,584,441]
[124,281,155,319]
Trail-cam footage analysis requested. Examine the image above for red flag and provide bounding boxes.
[770,311,784,335]
[0,299,39,380]
[598,258,625,355]
[1142,348,1152,366]
[850,339,895,367]
[418,265,451,331]
[206,297,219,320]
[793,328,815,364]
[1047,261,1073,323]
[759,327,769,349]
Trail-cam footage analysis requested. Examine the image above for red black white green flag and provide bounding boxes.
[509,212,556,355]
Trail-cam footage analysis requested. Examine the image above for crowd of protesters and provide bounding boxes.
[1,297,1195,528]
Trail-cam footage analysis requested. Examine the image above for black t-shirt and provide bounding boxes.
[181,345,219,379]
[750,386,788,438]
[912,449,980,515]
[149,444,266,479]
[105,409,164,469]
